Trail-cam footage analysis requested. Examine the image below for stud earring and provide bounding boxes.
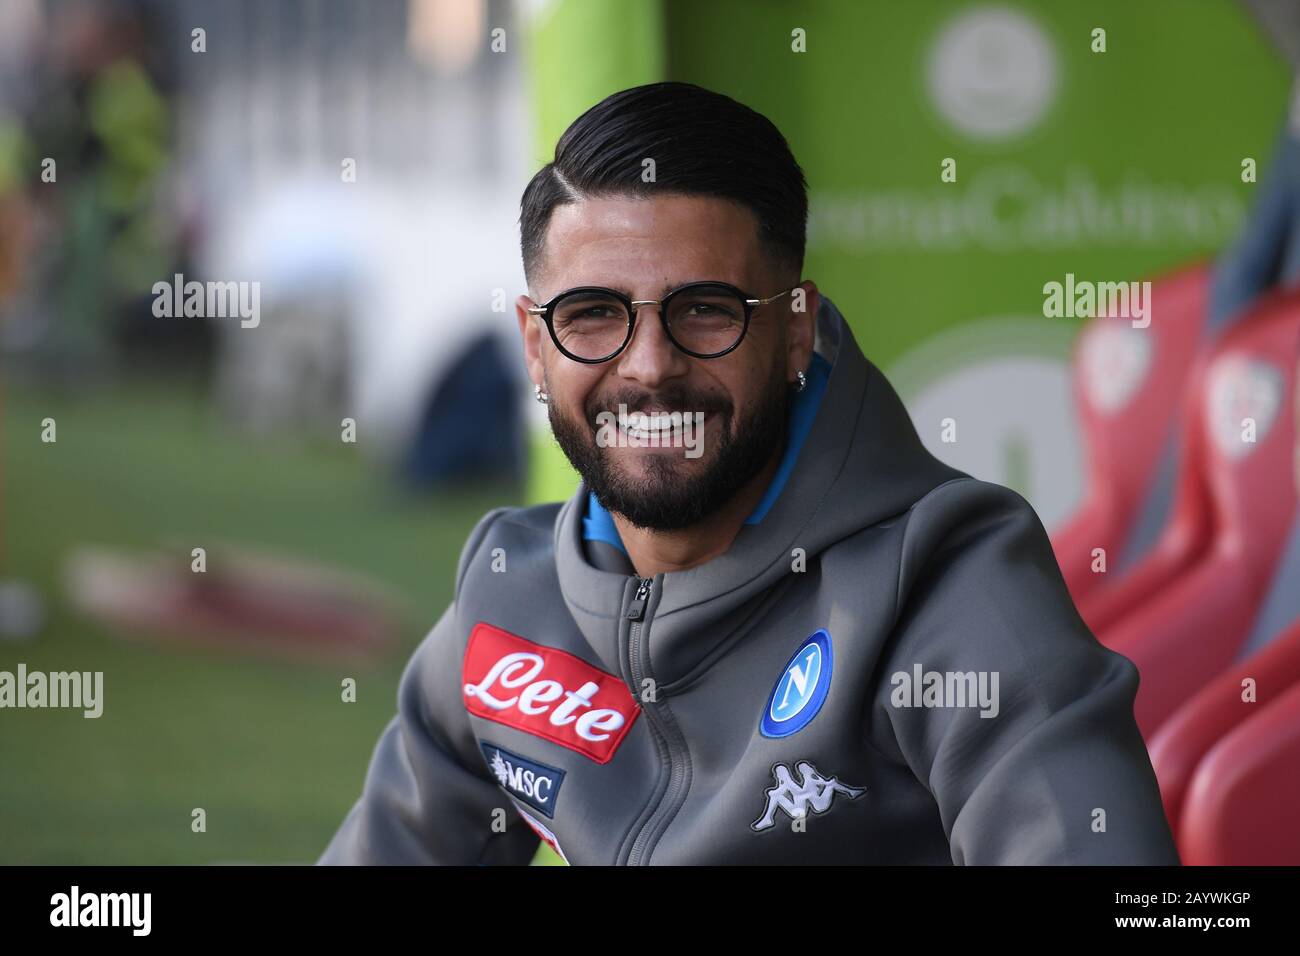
[534,384,549,404]
[794,370,807,393]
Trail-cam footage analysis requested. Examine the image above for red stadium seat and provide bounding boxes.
[1052,263,1212,621]
[1071,361,1216,636]
[1147,622,1300,834]
[1098,289,1300,738]
[1176,679,1300,865]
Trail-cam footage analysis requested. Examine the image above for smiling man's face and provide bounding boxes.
[517,193,816,531]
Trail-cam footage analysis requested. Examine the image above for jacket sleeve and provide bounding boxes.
[878,478,1181,865]
[318,510,540,865]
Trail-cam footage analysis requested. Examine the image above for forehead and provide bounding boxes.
[538,194,765,295]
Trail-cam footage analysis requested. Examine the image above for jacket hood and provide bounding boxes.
[553,294,967,684]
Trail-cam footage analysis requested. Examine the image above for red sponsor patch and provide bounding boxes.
[462,622,639,764]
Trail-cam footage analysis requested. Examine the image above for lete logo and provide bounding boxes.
[760,629,833,738]
[462,622,638,764]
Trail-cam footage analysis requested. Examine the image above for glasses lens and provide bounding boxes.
[551,291,632,361]
[666,284,747,356]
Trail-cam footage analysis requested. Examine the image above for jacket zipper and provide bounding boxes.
[623,575,689,865]
[627,577,651,622]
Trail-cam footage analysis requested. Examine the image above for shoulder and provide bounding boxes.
[892,477,1086,651]
[898,477,1050,583]
[455,501,563,596]
[887,478,1138,712]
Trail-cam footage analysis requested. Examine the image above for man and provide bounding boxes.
[320,82,1180,865]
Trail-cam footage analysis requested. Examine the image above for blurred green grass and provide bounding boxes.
[1,378,561,864]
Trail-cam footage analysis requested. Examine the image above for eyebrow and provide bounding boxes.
[612,281,724,301]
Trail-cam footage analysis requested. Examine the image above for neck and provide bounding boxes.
[611,442,785,578]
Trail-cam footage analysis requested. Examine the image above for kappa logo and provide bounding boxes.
[760,629,833,737]
[480,742,565,819]
[462,622,639,764]
[751,761,866,832]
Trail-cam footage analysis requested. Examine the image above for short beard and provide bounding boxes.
[548,365,790,532]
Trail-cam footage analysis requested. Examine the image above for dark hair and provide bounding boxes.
[519,81,808,286]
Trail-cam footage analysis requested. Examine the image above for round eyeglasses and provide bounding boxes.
[526,281,796,364]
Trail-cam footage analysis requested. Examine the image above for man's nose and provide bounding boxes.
[614,304,689,386]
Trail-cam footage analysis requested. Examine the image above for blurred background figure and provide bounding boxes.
[2,0,179,379]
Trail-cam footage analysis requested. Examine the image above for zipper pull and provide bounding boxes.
[626,577,652,620]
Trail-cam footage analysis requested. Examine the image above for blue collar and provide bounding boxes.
[583,351,833,555]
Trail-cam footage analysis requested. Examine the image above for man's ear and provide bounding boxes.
[516,294,546,390]
[787,280,820,382]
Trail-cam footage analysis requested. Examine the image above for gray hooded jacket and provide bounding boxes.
[320,296,1181,865]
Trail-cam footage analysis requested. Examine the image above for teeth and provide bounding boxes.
[607,407,708,444]
[624,411,686,432]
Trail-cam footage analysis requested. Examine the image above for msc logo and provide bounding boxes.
[760,629,833,738]
[480,742,566,819]
[751,760,866,832]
